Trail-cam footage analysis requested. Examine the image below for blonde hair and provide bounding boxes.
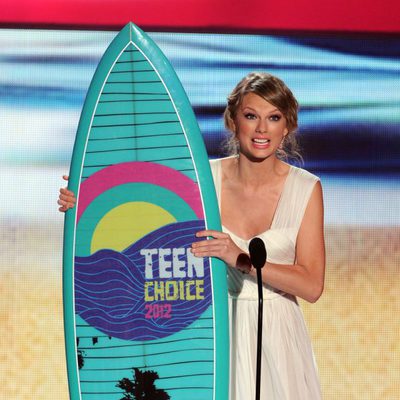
[223,72,301,161]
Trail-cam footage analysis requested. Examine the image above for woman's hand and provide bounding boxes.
[58,175,77,212]
[191,230,243,268]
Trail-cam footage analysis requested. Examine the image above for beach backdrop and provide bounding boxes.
[1,28,399,399]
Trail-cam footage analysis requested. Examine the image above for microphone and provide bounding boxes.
[249,237,267,269]
[248,237,267,400]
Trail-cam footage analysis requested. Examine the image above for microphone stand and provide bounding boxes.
[249,238,267,400]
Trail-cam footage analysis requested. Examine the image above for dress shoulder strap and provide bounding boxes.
[272,166,320,232]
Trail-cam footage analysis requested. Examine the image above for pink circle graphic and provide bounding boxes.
[77,161,204,223]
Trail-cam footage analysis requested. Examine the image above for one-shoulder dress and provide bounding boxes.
[210,157,322,400]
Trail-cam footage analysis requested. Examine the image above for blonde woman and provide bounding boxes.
[191,72,325,399]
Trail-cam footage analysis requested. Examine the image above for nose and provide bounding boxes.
[255,119,268,134]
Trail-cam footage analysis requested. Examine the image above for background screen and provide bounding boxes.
[1,26,399,399]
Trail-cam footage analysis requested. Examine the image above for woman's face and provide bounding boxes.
[233,93,288,160]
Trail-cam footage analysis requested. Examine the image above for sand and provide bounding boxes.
[1,222,399,399]
[0,220,68,399]
[300,226,400,399]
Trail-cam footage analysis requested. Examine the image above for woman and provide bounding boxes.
[59,72,325,399]
[191,72,325,399]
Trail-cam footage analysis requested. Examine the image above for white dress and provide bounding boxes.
[210,158,322,400]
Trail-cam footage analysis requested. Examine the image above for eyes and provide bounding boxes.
[244,112,282,122]
[244,113,257,120]
[269,114,282,122]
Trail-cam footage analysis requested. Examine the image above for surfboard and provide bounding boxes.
[63,22,229,400]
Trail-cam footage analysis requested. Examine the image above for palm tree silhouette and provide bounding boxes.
[117,367,170,400]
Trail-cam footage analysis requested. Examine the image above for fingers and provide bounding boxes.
[191,230,242,267]
[57,198,75,212]
[192,236,229,250]
[58,175,76,212]
[58,204,69,212]
[191,243,227,257]
[57,197,74,206]
[192,232,231,253]
[195,230,229,239]
[60,187,75,198]
[191,232,232,259]
[57,197,70,212]
[59,190,76,204]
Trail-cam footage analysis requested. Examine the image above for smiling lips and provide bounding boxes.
[252,138,271,148]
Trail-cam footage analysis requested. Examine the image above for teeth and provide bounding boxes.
[253,138,270,143]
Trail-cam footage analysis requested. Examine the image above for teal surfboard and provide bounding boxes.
[63,22,229,400]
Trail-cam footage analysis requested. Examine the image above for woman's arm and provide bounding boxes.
[192,181,325,303]
[250,181,325,302]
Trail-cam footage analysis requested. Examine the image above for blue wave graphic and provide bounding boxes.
[75,219,212,341]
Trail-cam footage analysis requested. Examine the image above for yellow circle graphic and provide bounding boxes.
[91,202,176,253]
